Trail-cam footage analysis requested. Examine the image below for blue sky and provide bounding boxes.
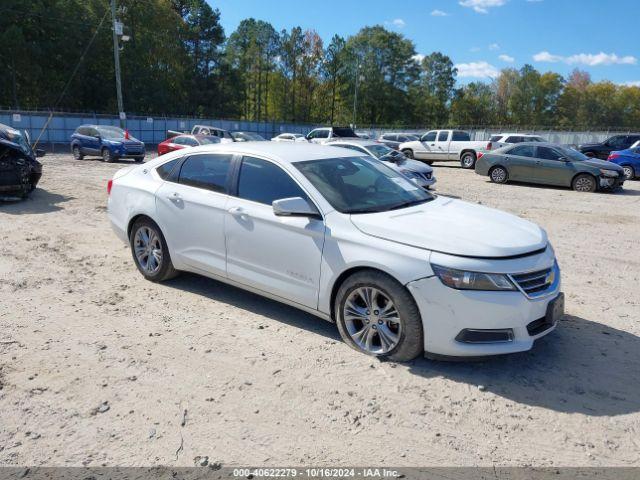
[209,0,640,86]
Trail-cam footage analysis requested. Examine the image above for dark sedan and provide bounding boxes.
[475,142,625,192]
[377,133,420,150]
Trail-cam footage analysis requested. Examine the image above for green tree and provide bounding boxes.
[413,52,457,126]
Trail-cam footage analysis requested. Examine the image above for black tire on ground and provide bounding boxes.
[460,151,476,169]
[622,165,635,180]
[129,217,179,282]
[72,145,84,160]
[334,269,424,362]
[102,148,116,163]
[425,161,433,165]
[402,149,414,159]
[584,151,595,158]
[489,165,509,184]
[572,173,597,193]
[134,156,145,163]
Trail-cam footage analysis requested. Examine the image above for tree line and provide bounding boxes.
[2,0,639,129]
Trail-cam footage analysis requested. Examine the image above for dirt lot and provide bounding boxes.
[1,153,639,467]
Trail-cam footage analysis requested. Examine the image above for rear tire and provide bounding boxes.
[461,152,476,169]
[102,148,115,163]
[572,173,597,193]
[489,166,508,184]
[129,217,179,282]
[622,165,635,180]
[402,149,414,159]
[334,270,423,362]
[134,156,145,163]
[72,145,84,160]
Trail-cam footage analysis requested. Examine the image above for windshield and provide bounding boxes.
[199,136,221,145]
[557,146,590,161]
[489,135,502,142]
[294,156,433,214]
[234,132,265,141]
[366,144,395,159]
[97,126,126,140]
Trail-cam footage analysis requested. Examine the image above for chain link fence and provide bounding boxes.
[1,109,635,150]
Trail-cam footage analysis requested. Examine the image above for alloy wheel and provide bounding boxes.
[73,146,81,159]
[133,226,163,274]
[574,176,595,192]
[490,167,507,183]
[343,286,401,355]
[462,154,475,168]
[623,166,634,180]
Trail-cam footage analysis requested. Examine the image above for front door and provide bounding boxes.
[531,146,575,186]
[433,130,451,161]
[225,156,325,309]
[415,131,437,160]
[155,153,233,276]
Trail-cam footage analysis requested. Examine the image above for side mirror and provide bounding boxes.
[273,197,321,219]
[558,156,568,161]
[35,148,46,158]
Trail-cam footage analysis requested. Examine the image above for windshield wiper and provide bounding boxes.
[386,198,431,211]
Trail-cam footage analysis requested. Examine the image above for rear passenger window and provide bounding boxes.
[506,136,521,143]
[452,131,470,141]
[237,156,307,205]
[177,154,232,193]
[156,159,179,180]
[509,145,535,157]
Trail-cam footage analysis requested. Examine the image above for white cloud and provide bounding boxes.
[385,18,406,28]
[431,9,449,16]
[620,81,640,87]
[499,54,514,62]
[459,0,507,14]
[533,51,637,66]
[489,43,500,50]
[412,54,425,64]
[455,61,500,79]
[469,46,481,52]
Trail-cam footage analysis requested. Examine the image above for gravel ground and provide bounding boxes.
[1,153,639,467]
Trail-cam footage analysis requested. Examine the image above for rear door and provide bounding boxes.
[531,146,574,186]
[155,153,233,276]
[503,145,536,181]
[225,156,325,308]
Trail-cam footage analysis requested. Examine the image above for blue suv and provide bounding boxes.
[70,125,145,162]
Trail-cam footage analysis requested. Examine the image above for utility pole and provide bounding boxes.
[110,0,125,128]
[352,61,360,128]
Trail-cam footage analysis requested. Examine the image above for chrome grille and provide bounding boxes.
[510,267,555,297]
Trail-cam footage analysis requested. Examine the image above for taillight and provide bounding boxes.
[107,179,113,195]
[486,142,492,150]
[608,153,619,160]
[477,152,484,159]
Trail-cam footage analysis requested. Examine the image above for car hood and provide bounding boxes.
[578,142,602,149]
[385,157,432,173]
[583,158,624,171]
[349,196,547,258]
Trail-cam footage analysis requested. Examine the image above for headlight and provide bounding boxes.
[400,169,419,179]
[599,169,619,177]
[431,264,516,291]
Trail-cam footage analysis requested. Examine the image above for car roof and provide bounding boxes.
[163,142,362,164]
[504,141,562,148]
[495,133,543,137]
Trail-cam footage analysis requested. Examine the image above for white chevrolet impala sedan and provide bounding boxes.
[107,143,563,361]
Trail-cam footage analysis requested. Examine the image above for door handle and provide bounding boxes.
[168,192,181,200]
[228,206,246,217]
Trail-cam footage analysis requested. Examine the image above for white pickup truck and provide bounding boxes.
[398,129,488,169]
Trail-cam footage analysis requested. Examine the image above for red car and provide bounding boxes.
[157,134,221,156]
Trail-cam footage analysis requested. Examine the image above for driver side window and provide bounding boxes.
[422,131,437,142]
[537,146,563,161]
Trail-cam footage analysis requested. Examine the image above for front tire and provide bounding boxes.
[134,156,145,163]
[489,166,508,184]
[572,173,597,193]
[622,165,635,180]
[129,218,179,282]
[334,270,423,362]
[102,148,116,163]
[460,151,476,169]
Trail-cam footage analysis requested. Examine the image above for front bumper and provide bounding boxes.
[411,175,436,189]
[407,250,561,357]
[599,174,624,190]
